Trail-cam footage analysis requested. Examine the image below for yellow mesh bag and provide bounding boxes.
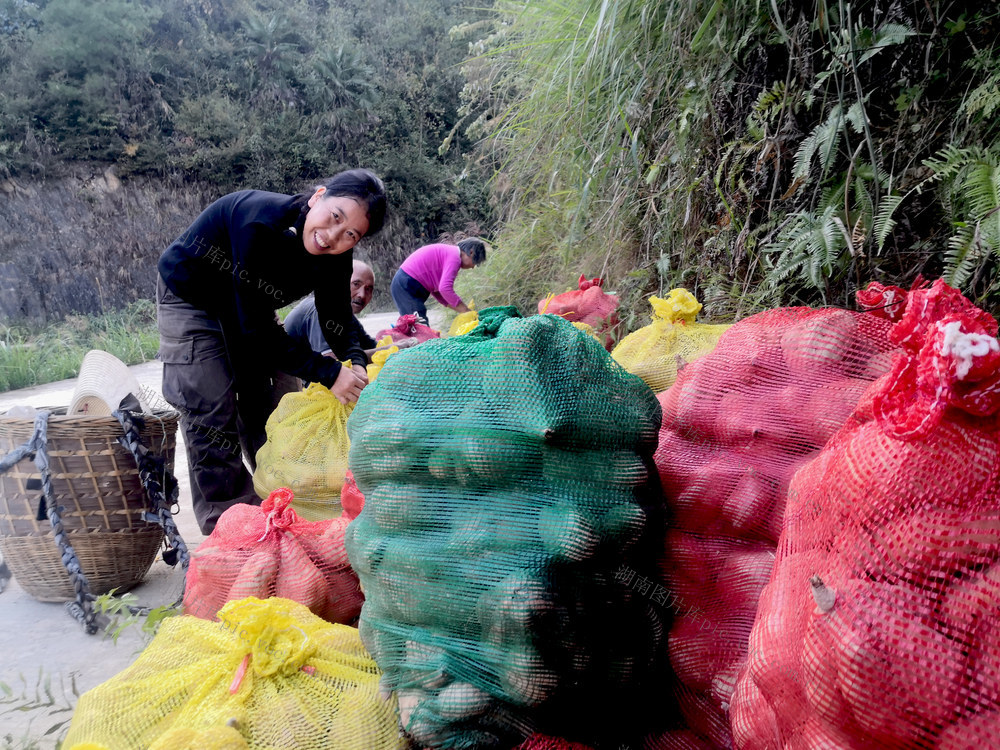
[572,321,602,343]
[611,288,731,393]
[254,382,352,521]
[64,597,407,750]
[366,336,399,382]
[449,310,480,336]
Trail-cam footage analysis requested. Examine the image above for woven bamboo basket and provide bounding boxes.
[0,408,179,602]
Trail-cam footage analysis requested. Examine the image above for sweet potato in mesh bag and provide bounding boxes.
[650,301,900,748]
[253,382,352,521]
[376,313,442,344]
[183,488,362,624]
[612,289,731,394]
[63,597,407,750]
[731,279,1000,750]
[345,306,668,749]
[538,274,620,349]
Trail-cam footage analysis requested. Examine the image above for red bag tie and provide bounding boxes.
[258,488,300,541]
[875,282,1000,438]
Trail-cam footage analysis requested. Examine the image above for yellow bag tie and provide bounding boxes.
[611,288,731,393]
[366,335,399,382]
[449,310,480,336]
[649,288,702,323]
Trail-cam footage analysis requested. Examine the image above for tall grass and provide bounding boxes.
[0,300,159,393]
[458,1,1000,323]
[456,0,768,319]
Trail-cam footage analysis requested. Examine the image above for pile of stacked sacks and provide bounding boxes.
[65,278,1000,749]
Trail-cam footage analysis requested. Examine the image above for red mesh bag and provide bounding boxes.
[731,280,1000,749]
[643,726,718,749]
[341,468,366,521]
[182,488,364,624]
[376,313,441,344]
[539,275,620,349]
[855,280,910,322]
[652,305,900,747]
[511,735,595,750]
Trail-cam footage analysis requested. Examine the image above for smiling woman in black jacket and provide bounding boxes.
[156,168,387,534]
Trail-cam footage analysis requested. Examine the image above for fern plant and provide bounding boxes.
[764,205,855,298]
[924,144,1000,292]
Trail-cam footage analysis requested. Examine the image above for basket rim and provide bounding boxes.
[0,408,179,443]
[0,406,179,424]
[1,526,166,538]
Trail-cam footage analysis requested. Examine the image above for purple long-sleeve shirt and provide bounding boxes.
[399,243,464,308]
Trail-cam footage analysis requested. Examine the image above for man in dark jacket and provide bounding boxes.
[284,260,417,364]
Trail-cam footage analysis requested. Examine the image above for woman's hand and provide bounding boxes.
[330,363,367,404]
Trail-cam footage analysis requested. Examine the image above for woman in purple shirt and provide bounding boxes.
[390,238,486,323]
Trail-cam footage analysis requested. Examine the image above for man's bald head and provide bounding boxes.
[351,260,376,315]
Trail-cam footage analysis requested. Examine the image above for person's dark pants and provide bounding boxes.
[156,276,281,535]
[390,269,431,324]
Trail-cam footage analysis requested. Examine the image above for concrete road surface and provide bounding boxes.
[0,309,442,746]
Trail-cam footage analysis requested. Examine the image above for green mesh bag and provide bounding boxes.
[345,307,668,749]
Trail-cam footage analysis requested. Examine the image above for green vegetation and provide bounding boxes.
[0,669,78,749]
[0,0,495,327]
[457,1,1000,320]
[93,589,180,645]
[0,300,157,393]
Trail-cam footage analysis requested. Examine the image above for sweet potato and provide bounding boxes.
[227,550,279,601]
[674,685,734,750]
[781,311,859,377]
[937,710,1000,748]
[668,615,748,694]
[274,533,329,611]
[852,506,1000,585]
[432,680,493,720]
[719,465,782,540]
[801,601,855,730]
[743,553,822,730]
[370,481,428,532]
[598,500,647,547]
[537,500,600,563]
[713,544,776,613]
[782,717,868,750]
[832,580,964,744]
[183,547,251,619]
[729,672,781,750]
[500,650,558,706]
[671,459,741,533]
[476,570,554,648]
[461,433,542,482]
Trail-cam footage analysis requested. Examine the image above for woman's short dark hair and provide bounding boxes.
[321,168,387,237]
[457,237,487,265]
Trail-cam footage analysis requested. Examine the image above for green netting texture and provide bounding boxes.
[344,307,668,749]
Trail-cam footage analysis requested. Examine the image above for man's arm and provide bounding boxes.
[315,257,366,368]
